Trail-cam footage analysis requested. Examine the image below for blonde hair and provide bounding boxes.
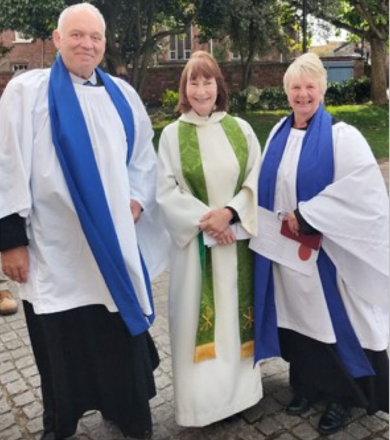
[176,50,229,114]
[57,3,106,34]
[283,53,327,97]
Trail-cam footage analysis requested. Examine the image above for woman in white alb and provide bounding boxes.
[254,53,389,437]
[157,51,263,427]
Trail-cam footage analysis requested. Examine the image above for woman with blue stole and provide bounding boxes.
[156,51,263,427]
[254,53,389,436]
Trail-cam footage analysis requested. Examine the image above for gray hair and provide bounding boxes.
[57,3,106,34]
[283,53,327,97]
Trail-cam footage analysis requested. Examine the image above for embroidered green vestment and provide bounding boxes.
[178,114,255,363]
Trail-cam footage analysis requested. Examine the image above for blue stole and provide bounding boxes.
[48,55,154,336]
[254,104,374,378]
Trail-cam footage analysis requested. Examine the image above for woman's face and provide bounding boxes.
[186,72,218,117]
[287,74,323,124]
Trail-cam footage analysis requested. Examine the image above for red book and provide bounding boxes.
[280,220,322,251]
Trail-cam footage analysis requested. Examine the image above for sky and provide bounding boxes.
[309,17,350,46]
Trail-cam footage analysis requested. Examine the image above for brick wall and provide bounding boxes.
[0,72,13,95]
[0,31,57,72]
[0,60,288,101]
[137,61,289,104]
[0,56,365,103]
[137,57,365,104]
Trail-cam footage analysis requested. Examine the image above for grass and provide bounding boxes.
[326,105,389,160]
[151,104,389,160]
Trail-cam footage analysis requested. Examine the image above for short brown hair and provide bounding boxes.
[175,51,229,114]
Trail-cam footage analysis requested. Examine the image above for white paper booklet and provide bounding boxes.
[203,223,252,248]
[249,206,319,276]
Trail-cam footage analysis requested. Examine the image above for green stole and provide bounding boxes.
[178,114,255,363]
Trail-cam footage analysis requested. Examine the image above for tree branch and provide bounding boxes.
[354,0,388,40]
[289,0,368,38]
[290,0,388,40]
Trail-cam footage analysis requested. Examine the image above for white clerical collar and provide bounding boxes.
[180,109,227,126]
[69,71,98,86]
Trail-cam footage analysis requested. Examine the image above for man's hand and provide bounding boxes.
[199,208,233,239]
[130,200,143,224]
[1,246,29,283]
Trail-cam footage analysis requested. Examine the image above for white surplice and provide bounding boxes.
[0,69,169,316]
[265,120,389,351]
[156,110,263,426]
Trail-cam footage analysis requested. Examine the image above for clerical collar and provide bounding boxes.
[292,114,315,131]
[69,70,98,86]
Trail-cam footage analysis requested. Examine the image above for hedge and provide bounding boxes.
[158,76,372,114]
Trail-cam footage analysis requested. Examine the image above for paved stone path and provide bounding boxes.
[0,163,388,440]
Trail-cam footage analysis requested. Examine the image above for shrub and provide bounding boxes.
[325,82,347,106]
[325,77,371,106]
[353,77,371,103]
[160,89,179,113]
[229,77,371,112]
[229,91,248,113]
[229,86,288,112]
[253,87,289,111]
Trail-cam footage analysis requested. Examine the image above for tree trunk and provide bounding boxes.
[104,25,123,77]
[104,46,122,76]
[240,55,255,91]
[137,45,154,96]
[132,54,141,92]
[369,34,388,105]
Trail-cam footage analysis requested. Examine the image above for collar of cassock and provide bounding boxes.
[253,104,375,378]
[69,70,98,86]
[48,55,154,335]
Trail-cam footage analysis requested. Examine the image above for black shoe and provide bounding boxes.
[126,429,153,439]
[40,432,63,440]
[318,402,349,436]
[223,413,241,423]
[286,394,311,415]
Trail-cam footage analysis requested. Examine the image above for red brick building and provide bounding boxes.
[0,30,57,72]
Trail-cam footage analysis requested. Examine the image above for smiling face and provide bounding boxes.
[186,72,218,117]
[53,8,106,79]
[287,74,323,127]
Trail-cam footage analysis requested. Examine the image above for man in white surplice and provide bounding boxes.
[0,3,169,440]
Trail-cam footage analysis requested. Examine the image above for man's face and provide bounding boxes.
[53,9,106,79]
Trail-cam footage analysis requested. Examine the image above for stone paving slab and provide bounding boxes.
[0,163,388,440]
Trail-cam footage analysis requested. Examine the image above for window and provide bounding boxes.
[13,32,33,43]
[170,27,191,61]
[12,63,28,72]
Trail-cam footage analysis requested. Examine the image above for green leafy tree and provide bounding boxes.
[197,0,290,91]
[0,0,67,39]
[0,0,204,92]
[288,0,389,105]
[90,0,204,92]
[0,0,70,68]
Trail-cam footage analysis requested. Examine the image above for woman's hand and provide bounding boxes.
[199,208,233,239]
[1,246,29,283]
[216,226,237,246]
[286,211,300,236]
